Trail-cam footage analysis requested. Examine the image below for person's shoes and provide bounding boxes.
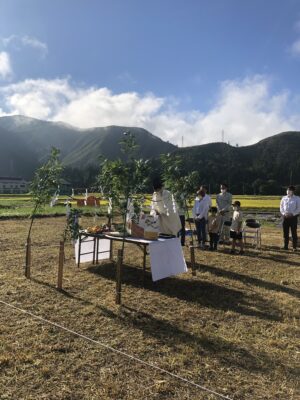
[239,250,245,255]
[230,249,235,254]
[282,246,288,251]
[292,248,297,252]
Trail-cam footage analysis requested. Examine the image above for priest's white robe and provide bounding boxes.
[150,189,182,236]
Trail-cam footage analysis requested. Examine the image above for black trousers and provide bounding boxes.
[178,215,186,245]
[209,233,219,249]
[283,216,298,248]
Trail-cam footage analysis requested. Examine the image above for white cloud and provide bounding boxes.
[0,52,12,79]
[1,35,48,57]
[0,78,75,119]
[290,38,300,57]
[21,36,48,56]
[0,75,299,146]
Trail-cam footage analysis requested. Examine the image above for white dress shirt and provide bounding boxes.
[280,195,300,216]
[192,196,210,220]
[204,194,212,209]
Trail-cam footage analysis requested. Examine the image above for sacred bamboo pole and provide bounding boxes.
[190,240,196,276]
[57,241,65,290]
[25,237,31,279]
[116,249,122,304]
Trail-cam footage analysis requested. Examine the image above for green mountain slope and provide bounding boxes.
[0,125,39,179]
[63,125,176,166]
[173,131,300,193]
[0,116,176,177]
[0,115,299,193]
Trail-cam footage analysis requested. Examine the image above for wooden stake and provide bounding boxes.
[190,244,196,276]
[57,241,65,290]
[109,239,113,261]
[116,249,122,305]
[142,245,147,286]
[25,237,31,279]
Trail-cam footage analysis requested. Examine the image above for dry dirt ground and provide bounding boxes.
[0,217,299,400]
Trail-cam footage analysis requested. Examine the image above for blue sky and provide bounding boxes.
[0,0,300,146]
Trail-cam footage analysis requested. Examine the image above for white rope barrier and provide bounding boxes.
[0,299,233,400]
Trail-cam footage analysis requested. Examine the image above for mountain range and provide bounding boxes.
[0,115,175,178]
[0,115,299,194]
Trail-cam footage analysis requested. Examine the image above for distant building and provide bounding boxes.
[0,177,29,194]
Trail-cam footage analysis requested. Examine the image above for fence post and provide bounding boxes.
[57,241,65,290]
[25,237,31,279]
[116,249,122,305]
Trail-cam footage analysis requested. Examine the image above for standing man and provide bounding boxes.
[192,189,210,248]
[199,185,212,209]
[280,185,300,251]
[216,183,232,243]
[150,179,182,236]
[200,184,212,243]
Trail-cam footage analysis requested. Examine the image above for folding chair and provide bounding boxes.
[242,218,262,249]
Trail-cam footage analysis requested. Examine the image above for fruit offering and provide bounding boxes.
[86,224,111,234]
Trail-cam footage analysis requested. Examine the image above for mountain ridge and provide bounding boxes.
[0,115,299,194]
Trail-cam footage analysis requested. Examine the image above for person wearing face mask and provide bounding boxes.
[150,178,182,236]
[192,189,210,248]
[199,185,212,209]
[280,185,300,251]
[216,183,232,243]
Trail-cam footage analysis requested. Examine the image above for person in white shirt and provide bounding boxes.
[150,179,182,236]
[192,189,210,248]
[199,185,212,209]
[280,185,300,251]
[216,183,232,243]
[230,200,244,255]
[199,185,212,242]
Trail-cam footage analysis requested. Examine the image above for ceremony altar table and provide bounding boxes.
[75,232,188,282]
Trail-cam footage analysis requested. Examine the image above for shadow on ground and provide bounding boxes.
[87,263,283,322]
[30,276,292,377]
[197,264,299,298]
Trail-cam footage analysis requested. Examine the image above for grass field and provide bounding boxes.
[0,216,299,399]
[0,194,282,218]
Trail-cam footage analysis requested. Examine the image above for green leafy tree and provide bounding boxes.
[160,153,200,245]
[161,153,200,208]
[97,132,150,255]
[27,147,63,241]
[63,208,82,242]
